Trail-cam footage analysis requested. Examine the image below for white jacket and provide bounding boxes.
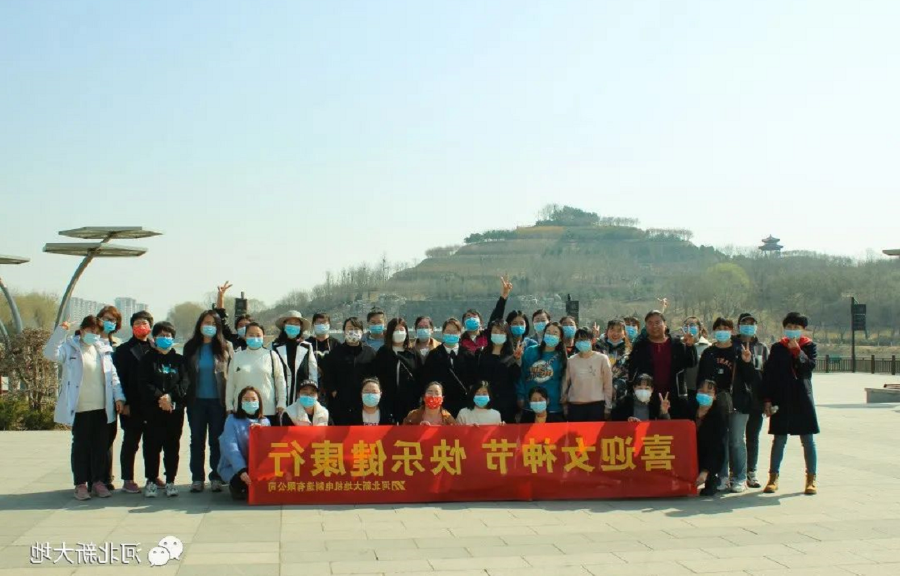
[225,346,287,415]
[284,400,329,426]
[43,327,125,426]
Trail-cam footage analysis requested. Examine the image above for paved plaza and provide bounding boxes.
[0,373,898,576]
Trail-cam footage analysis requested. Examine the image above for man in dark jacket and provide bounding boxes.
[628,310,697,418]
[138,322,189,498]
[734,312,769,488]
[697,317,760,493]
[112,310,156,494]
[762,311,819,496]
[321,317,377,425]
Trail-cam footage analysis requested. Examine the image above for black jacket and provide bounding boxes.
[474,348,520,424]
[306,335,341,361]
[628,336,697,417]
[693,399,727,474]
[320,343,376,425]
[422,345,476,417]
[112,337,152,418]
[138,349,189,417]
[373,346,422,423]
[346,408,397,426]
[610,394,671,421]
[732,336,769,414]
[696,344,759,414]
[762,339,819,436]
[520,411,565,424]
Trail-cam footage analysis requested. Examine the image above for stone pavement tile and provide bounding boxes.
[103,531,196,545]
[187,542,279,554]
[325,539,417,551]
[176,565,274,576]
[678,557,785,573]
[870,537,900,549]
[11,530,115,548]
[585,562,694,575]
[326,520,407,532]
[278,562,333,576]
[852,550,900,563]
[192,528,281,543]
[525,551,624,567]
[0,569,77,576]
[556,541,651,554]
[283,549,376,562]
[797,528,888,542]
[662,527,752,539]
[841,564,900,576]
[403,517,483,529]
[467,544,561,558]
[643,536,735,551]
[367,528,453,540]
[746,569,854,576]
[614,549,715,564]
[481,516,563,527]
[765,552,874,569]
[681,517,770,529]
[376,547,471,561]
[280,529,366,542]
[722,531,818,546]
[416,537,505,549]
[332,559,433,574]
[488,568,591,576]
[585,530,672,543]
[72,566,179,576]
[449,526,536,537]
[434,556,529,571]
[386,571,487,576]
[786,540,888,554]
[531,523,617,535]
[180,551,279,565]
[500,534,592,546]
[702,544,801,558]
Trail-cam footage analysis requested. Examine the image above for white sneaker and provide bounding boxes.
[210,480,223,492]
[731,482,747,493]
[717,478,730,492]
[165,483,179,497]
[143,481,158,498]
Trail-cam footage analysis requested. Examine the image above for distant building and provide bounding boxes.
[65,297,108,322]
[759,235,783,254]
[115,297,149,324]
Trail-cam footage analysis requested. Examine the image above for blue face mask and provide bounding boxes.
[575,340,592,353]
[102,320,116,334]
[416,327,433,341]
[82,333,100,345]
[241,400,259,414]
[785,329,802,340]
[543,334,560,348]
[562,325,577,339]
[369,323,385,335]
[362,393,381,408]
[314,323,330,335]
[696,393,714,407]
[156,336,174,350]
[533,321,548,333]
[246,337,264,350]
[284,325,302,339]
[299,395,317,408]
[714,330,732,343]
[510,325,526,337]
[464,317,481,332]
[442,334,460,346]
[473,395,490,408]
[683,325,699,337]
[490,334,507,346]
[237,326,247,338]
[530,400,547,413]
[625,326,639,339]
[201,325,217,338]
[607,338,623,347]
[739,325,757,337]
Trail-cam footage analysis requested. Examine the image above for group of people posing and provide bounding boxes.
[44,278,820,502]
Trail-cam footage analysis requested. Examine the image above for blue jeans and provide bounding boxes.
[187,398,226,482]
[719,412,750,484]
[745,411,764,472]
[770,434,817,475]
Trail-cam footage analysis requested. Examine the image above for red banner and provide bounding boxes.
[248,421,698,505]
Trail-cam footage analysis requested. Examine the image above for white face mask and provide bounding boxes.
[345,330,362,344]
[634,389,652,403]
[392,330,407,343]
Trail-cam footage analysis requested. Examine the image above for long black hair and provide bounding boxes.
[537,321,568,374]
[183,310,229,361]
[486,319,514,356]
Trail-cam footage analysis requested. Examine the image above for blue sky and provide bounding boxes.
[1,0,897,316]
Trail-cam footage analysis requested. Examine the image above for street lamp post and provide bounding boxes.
[0,255,29,336]
[43,227,161,327]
